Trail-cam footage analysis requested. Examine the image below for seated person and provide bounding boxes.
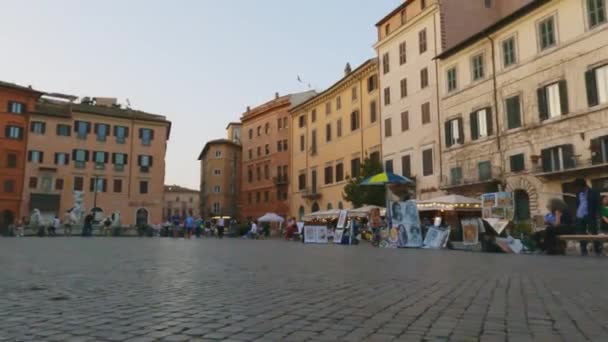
[533,198,573,254]
[246,220,258,239]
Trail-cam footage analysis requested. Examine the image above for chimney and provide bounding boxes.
[247,106,250,112]
[344,63,352,76]
[275,92,279,99]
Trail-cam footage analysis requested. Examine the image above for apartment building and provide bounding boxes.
[240,91,316,221]
[163,185,200,220]
[22,97,171,226]
[374,0,530,200]
[437,0,608,220]
[0,81,43,230]
[290,59,380,220]
[198,123,242,219]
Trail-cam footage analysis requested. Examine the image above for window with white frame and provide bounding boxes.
[215,150,222,158]
[538,16,556,51]
[471,54,485,81]
[502,37,517,67]
[586,64,608,106]
[213,169,221,176]
[212,203,220,214]
[445,118,463,147]
[587,0,606,28]
[538,81,568,120]
[8,102,25,114]
[447,67,457,92]
[470,107,493,140]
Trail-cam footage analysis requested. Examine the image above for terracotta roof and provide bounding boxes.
[198,139,241,160]
[375,1,409,27]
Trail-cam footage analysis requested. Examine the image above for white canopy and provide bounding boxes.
[348,205,386,218]
[258,213,285,222]
[416,195,481,211]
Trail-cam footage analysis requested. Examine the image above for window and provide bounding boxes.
[28,150,43,163]
[447,67,457,92]
[113,126,128,143]
[422,148,433,176]
[300,135,305,151]
[324,166,333,184]
[367,75,378,92]
[283,117,288,128]
[6,153,17,168]
[590,135,608,164]
[112,153,127,171]
[93,151,108,167]
[137,155,153,172]
[471,54,485,81]
[257,126,261,136]
[336,96,341,110]
[385,23,390,36]
[311,109,317,123]
[421,102,431,124]
[399,78,408,99]
[444,118,463,147]
[248,192,252,204]
[538,81,568,120]
[298,173,306,190]
[213,169,221,176]
[55,179,64,190]
[95,124,110,142]
[74,176,84,191]
[450,167,463,185]
[7,102,25,114]
[384,87,391,106]
[485,0,492,8]
[30,121,46,134]
[419,29,427,54]
[382,53,390,74]
[264,164,269,179]
[212,203,220,214]
[470,107,493,140]
[541,145,576,172]
[299,115,306,128]
[385,160,394,173]
[336,163,344,182]
[54,153,69,166]
[421,0,426,9]
[337,119,342,137]
[586,64,608,107]
[257,146,261,157]
[265,123,270,134]
[325,102,331,115]
[247,168,253,183]
[278,118,283,129]
[248,129,253,139]
[29,177,38,189]
[350,111,360,131]
[264,191,269,203]
[420,68,428,89]
[3,180,15,193]
[265,144,270,155]
[400,111,409,132]
[56,124,71,137]
[74,121,91,139]
[505,95,522,129]
[214,185,221,193]
[326,123,332,142]
[311,130,317,155]
[478,161,492,181]
[366,101,375,124]
[248,149,253,160]
[502,37,517,67]
[370,152,380,165]
[588,0,607,28]
[351,158,361,178]
[401,155,411,177]
[140,181,149,194]
[277,141,282,152]
[110,179,121,193]
[400,9,407,24]
[73,149,88,168]
[510,154,525,172]
[138,128,154,146]
[399,42,407,65]
[538,16,556,50]
[352,86,358,101]
[5,126,23,140]
[384,118,392,138]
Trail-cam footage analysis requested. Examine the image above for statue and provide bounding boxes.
[30,209,44,237]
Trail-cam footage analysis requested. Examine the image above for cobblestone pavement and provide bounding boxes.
[1,238,608,342]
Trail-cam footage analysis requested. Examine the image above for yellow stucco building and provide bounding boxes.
[289,59,381,219]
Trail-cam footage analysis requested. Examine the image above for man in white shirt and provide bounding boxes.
[247,220,258,239]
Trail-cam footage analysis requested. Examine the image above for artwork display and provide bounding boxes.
[423,226,451,249]
[380,226,400,248]
[482,193,496,208]
[337,210,348,229]
[316,226,328,243]
[334,229,344,244]
[461,219,480,245]
[496,237,523,254]
[482,192,515,232]
[304,226,329,244]
[391,200,423,248]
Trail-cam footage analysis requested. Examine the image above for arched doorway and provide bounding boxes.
[311,202,320,213]
[327,203,333,210]
[1,210,15,236]
[338,201,344,210]
[514,190,531,222]
[298,206,305,221]
[136,208,149,226]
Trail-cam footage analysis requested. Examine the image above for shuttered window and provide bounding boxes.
[478,161,492,181]
[538,80,569,120]
[422,148,433,176]
[445,118,463,147]
[541,145,576,172]
[401,155,411,177]
[470,107,493,140]
[505,95,522,129]
[510,154,525,172]
[401,111,409,132]
[450,167,462,185]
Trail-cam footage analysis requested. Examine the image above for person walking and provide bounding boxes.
[49,215,60,236]
[574,178,601,256]
[246,220,258,239]
[217,217,225,239]
[16,218,25,237]
[194,217,203,238]
[83,213,94,237]
[184,215,194,239]
[103,217,113,236]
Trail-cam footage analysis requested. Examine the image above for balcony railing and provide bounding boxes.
[273,175,288,185]
[534,157,607,177]
[301,188,322,200]
[440,166,502,190]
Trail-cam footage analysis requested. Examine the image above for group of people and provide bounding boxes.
[161,215,228,239]
[535,178,608,255]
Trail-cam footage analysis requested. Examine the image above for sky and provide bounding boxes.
[0,0,400,189]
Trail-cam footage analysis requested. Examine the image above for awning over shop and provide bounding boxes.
[416,195,481,212]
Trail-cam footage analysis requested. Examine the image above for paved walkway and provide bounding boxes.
[1,238,607,341]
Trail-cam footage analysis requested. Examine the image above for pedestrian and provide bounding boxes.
[602,195,608,232]
[574,178,601,256]
[63,212,73,237]
[172,215,181,238]
[185,215,194,239]
[49,215,60,236]
[246,220,258,239]
[217,217,225,239]
[103,217,112,237]
[194,217,203,238]
[16,218,25,237]
[83,213,94,237]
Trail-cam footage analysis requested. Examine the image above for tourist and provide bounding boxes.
[285,217,298,241]
[49,215,60,236]
[83,213,94,237]
[217,217,225,239]
[194,217,203,238]
[601,196,608,233]
[185,215,194,239]
[63,212,73,237]
[574,178,601,256]
[103,217,113,237]
[535,198,573,254]
[171,214,181,238]
[246,220,258,239]
[16,218,25,237]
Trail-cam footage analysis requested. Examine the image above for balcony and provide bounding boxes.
[534,156,608,179]
[301,188,322,200]
[440,166,502,190]
[273,175,288,185]
[94,163,106,170]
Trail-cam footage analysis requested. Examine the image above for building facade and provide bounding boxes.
[22,98,171,226]
[163,185,200,220]
[0,81,43,230]
[198,124,242,220]
[375,0,530,200]
[290,59,381,220]
[240,91,315,221]
[437,0,608,220]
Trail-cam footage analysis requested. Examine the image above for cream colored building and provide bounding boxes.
[437,0,608,220]
[163,185,200,220]
[374,0,530,200]
[289,59,380,219]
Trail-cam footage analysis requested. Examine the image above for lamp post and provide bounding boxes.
[93,176,100,219]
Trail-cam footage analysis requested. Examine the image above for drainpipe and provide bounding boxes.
[433,12,443,193]
[487,35,505,179]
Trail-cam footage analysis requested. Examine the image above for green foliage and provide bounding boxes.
[342,157,386,208]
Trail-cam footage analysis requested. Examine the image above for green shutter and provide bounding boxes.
[485,107,494,136]
[445,121,453,147]
[590,137,602,165]
[470,112,479,140]
[585,69,599,107]
[562,144,575,169]
[537,87,548,121]
[457,118,464,144]
[558,80,569,114]
[541,148,552,172]
[506,96,521,129]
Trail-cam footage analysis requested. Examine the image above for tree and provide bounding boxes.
[342,157,386,208]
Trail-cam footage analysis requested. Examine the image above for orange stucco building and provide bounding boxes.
[0,81,43,231]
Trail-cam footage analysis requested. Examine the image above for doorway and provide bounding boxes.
[514,190,531,222]
[136,208,149,226]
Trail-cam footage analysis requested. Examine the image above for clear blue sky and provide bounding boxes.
[1,0,400,189]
